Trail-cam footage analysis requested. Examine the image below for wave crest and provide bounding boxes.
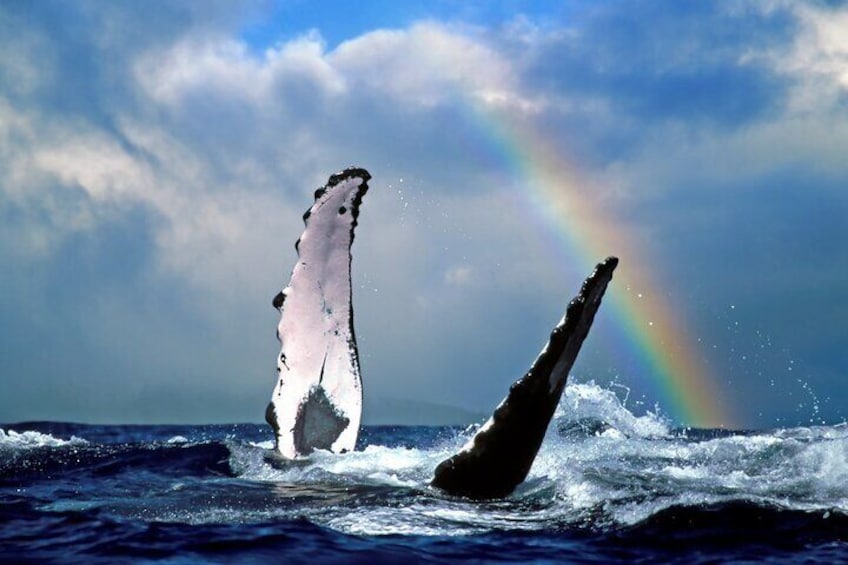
[0,428,88,449]
[554,381,671,439]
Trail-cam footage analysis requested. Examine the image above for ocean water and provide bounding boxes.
[2,382,847,564]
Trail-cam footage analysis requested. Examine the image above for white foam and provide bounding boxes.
[556,381,671,439]
[229,440,440,488]
[0,428,87,449]
[213,381,848,536]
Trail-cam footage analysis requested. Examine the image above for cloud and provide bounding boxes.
[775,3,848,109]
[1,9,548,423]
[2,2,847,426]
[332,23,515,106]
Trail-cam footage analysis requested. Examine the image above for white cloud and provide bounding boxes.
[331,23,517,107]
[3,3,848,426]
[135,31,348,108]
[781,4,848,107]
[105,21,560,303]
[566,3,848,209]
[132,20,534,117]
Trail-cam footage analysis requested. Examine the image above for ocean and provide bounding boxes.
[2,383,847,563]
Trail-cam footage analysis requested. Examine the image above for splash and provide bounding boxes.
[0,428,88,449]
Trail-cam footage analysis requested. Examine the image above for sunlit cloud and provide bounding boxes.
[1,2,846,426]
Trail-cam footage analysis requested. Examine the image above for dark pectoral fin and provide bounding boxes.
[431,257,618,499]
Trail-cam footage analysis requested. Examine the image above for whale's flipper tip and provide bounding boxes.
[431,256,618,499]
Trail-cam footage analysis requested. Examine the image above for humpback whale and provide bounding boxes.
[266,168,370,458]
[431,256,618,499]
[267,166,617,499]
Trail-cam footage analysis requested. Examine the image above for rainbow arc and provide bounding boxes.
[468,103,735,428]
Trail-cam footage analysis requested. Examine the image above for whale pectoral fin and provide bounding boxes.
[268,168,370,459]
[431,256,618,499]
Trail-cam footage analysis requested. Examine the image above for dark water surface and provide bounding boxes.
[3,384,847,563]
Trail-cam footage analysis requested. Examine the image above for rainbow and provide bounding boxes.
[467,103,736,429]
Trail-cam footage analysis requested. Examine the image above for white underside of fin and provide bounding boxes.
[268,170,369,459]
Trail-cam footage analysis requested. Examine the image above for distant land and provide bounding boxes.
[363,397,487,426]
[0,399,488,428]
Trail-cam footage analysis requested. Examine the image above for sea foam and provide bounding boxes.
[0,428,87,449]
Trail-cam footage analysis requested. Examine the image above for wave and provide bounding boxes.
[3,498,844,563]
[618,500,848,552]
[0,428,88,449]
[555,382,672,439]
[3,382,848,539]
[0,439,233,488]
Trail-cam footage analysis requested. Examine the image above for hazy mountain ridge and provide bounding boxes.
[363,397,487,426]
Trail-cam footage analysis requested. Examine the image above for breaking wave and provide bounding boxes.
[3,382,847,562]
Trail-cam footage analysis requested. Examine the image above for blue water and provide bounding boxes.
[3,384,848,563]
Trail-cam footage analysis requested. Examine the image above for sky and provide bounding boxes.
[1,0,847,429]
